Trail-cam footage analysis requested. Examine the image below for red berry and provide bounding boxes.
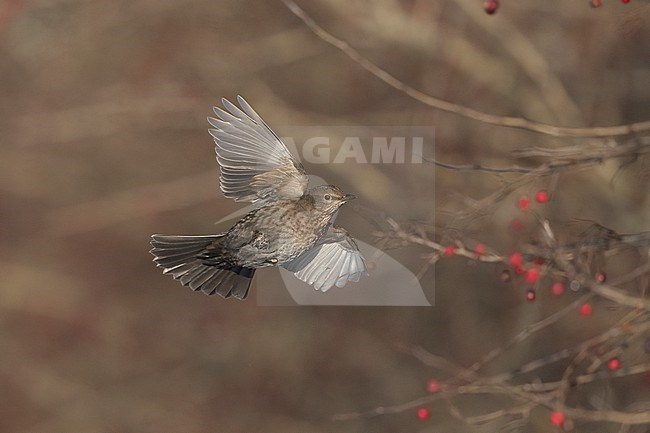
[526,289,536,302]
[484,0,499,14]
[518,196,531,210]
[607,358,621,370]
[622,0,630,3]
[550,411,566,427]
[509,218,524,232]
[580,303,593,316]
[595,272,606,283]
[551,282,565,296]
[509,252,524,268]
[443,245,456,257]
[535,190,550,204]
[474,243,486,256]
[591,0,602,7]
[426,379,440,393]
[525,268,539,284]
[417,407,431,420]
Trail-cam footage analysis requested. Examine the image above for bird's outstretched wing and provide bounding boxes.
[208,96,308,204]
[282,226,367,292]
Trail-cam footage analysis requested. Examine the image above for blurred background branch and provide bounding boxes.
[1,0,648,432]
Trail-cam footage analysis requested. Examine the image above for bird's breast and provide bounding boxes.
[226,200,330,267]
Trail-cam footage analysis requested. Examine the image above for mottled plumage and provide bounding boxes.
[151,96,366,300]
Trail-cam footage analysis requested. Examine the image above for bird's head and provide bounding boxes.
[306,185,356,216]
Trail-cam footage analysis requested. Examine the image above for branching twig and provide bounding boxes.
[333,359,650,423]
[429,140,650,174]
[282,0,650,138]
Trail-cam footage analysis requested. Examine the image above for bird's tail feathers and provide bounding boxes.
[150,234,255,300]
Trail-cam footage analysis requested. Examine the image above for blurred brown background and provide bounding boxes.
[1,0,649,432]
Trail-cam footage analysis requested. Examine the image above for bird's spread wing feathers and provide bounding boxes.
[208,96,308,204]
[282,226,367,292]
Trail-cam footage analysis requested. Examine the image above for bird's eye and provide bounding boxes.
[324,194,331,201]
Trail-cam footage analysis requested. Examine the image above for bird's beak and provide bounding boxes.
[342,193,357,202]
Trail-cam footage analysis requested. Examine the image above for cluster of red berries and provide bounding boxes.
[507,252,546,301]
[425,174,625,427]
[518,190,550,211]
[508,253,542,280]
[507,190,550,233]
[444,187,607,311]
[415,380,441,420]
[507,190,555,301]
[506,252,598,314]
[418,363,621,423]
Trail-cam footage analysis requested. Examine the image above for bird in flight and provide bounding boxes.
[150,96,366,300]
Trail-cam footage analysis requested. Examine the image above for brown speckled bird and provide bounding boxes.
[150,96,366,300]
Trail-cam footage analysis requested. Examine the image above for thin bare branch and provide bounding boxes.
[429,140,650,174]
[282,0,650,138]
